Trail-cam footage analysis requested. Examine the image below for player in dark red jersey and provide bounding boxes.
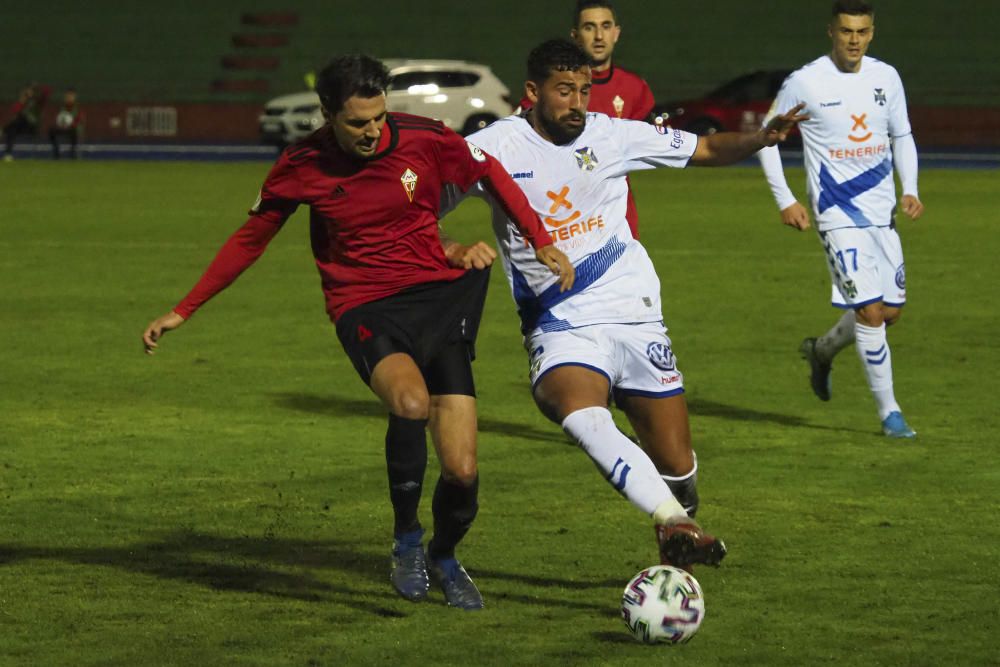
[142,54,573,611]
[518,2,655,121]
[518,1,656,239]
[568,0,655,122]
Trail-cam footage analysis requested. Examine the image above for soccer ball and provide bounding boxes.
[621,565,705,644]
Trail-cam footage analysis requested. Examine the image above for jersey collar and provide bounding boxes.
[591,64,615,85]
[365,113,400,161]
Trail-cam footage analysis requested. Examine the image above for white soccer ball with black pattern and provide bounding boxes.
[621,565,705,644]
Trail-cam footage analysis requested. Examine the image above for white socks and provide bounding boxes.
[815,309,857,362]
[854,321,901,420]
[561,406,684,518]
[815,310,903,420]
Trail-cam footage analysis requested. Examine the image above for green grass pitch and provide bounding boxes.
[1,160,998,665]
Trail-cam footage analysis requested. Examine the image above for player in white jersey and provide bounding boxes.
[444,39,805,569]
[758,0,924,438]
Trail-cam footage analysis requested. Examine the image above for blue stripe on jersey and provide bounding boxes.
[817,158,892,227]
[513,236,628,333]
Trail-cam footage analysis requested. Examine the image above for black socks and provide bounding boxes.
[385,414,428,535]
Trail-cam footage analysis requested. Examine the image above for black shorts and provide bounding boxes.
[335,268,491,396]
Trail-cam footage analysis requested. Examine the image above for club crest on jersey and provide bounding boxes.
[895,263,906,289]
[612,95,625,118]
[574,147,599,171]
[841,279,858,299]
[874,88,887,106]
[400,168,418,202]
[467,141,487,163]
[646,342,676,371]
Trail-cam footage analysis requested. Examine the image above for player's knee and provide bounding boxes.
[390,387,431,420]
[884,307,902,326]
[441,460,478,486]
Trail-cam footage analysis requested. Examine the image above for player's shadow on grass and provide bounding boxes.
[686,396,871,434]
[273,392,565,444]
[0,531,408,617]
[0,530,612,614]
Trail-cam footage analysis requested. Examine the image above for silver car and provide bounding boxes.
[259,59,512,146]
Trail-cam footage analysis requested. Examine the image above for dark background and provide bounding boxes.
[3,1,997,143]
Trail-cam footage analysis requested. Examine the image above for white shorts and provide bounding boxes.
[525,321,684,398]
[819,225,906,309]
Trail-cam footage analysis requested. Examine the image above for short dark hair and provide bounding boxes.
[527,39,591,83]
[574,0,617,26]
[315,54,390,113]
[832,0,874,17]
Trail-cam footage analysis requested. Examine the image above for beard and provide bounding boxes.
[538,109,586,145]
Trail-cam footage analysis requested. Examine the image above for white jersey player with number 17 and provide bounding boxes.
[444,39,805,570]
[757,0,924,438]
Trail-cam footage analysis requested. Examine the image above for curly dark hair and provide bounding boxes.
[527,39,591,84]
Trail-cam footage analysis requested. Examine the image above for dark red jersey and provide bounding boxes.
[174,113,552,322]
[588,65,655,121]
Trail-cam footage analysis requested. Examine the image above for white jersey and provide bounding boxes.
[454,112,697,336]
[769,55,912,232]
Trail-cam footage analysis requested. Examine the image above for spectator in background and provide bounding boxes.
[3,83,50,162]
[50,90,84,159]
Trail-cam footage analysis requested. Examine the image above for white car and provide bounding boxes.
[259,59,512,146]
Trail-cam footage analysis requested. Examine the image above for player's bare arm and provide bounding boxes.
[536,246,575,293]
[900,194,924,220]
[690,103,809,166]
[142,310,186,355]
[780,201,812,231]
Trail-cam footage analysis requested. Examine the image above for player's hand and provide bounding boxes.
[536,245,575,292]
[780,201,811,231]
[900,194,924,220]
[759,103,809,146]
[444,240,497,269]
[142,310,186,355]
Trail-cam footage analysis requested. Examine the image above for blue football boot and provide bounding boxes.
[390,532,430,601]
[882,411,916,438]
[429,558,483,611]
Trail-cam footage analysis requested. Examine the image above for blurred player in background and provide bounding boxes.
[142,54,573,610]
[518,0,656,239]
[2,83,50,161]
[49,89,84,159]
[757,0,923,438]
[450,39,806,569]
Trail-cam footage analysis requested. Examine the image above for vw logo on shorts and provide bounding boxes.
[895,264,906,290]
[646,342,676,371]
